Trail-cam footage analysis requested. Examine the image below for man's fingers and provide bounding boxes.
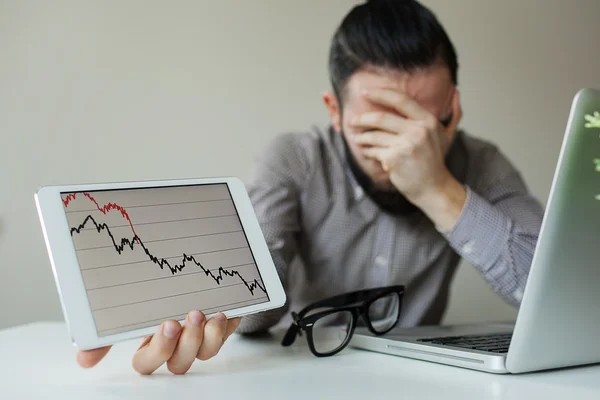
[196,313,228,361]
[76,346,112,368]
[353,131,400,148]
[437,90,462,154]
[362,89,430,120]
[362,147,396,172]
[446,89,462,134]
[351,110,411,133]
[132,320,181,375]
[166,311,206,375]
[225,317,242,339]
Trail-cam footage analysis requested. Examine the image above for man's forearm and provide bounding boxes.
[431,186,541,305]
[411,171,468,233]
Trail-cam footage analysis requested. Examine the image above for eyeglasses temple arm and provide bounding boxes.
[281,323,300,346]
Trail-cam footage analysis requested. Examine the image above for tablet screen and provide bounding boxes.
[60,183,269,336]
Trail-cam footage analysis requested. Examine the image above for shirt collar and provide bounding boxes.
[327,125,379,222]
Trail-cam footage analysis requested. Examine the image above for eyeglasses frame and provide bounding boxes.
[281,285,405,357]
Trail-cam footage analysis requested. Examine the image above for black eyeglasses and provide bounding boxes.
[281,285,404,357]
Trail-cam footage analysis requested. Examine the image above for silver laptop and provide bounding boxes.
[349,88,600,374]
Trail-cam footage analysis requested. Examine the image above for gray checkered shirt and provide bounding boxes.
[238,125,544,333]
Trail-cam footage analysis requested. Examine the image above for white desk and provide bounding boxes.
[1,322,600,399]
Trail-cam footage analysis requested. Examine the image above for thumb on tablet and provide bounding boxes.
[76,346,112,368]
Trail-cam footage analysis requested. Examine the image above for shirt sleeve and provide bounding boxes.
[236,133,310,334]
[442,147,545,307]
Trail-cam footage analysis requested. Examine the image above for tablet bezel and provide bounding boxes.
[35,177,286,350]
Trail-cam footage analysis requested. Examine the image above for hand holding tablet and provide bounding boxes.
[76,309,243,375]
[35,177,286,373]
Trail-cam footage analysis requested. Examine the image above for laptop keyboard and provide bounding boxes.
[417,333,512,353]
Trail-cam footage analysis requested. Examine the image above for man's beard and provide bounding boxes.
[341,132,468,217]
[341,134,421,215]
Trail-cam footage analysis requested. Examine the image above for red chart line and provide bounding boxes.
[62,192,138,237]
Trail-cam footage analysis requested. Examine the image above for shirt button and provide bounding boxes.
[513,289,524,303]
[461,241,475,254]
[354,187,363,200]
[375,256,388,267]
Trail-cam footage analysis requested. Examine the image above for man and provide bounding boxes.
[236,0,543,333]
[77,0,543,374]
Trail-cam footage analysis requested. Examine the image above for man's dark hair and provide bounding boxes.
[328,0,458,102]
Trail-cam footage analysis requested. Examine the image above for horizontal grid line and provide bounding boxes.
[85,263,257,291]
[75,230,243,251]
[80,246,250,270]
[72,214,238,231]
[65,198,231,213]
[91,281,263,312]
[97,297,268,333]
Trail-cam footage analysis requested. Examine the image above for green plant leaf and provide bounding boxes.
[584,112,600,128]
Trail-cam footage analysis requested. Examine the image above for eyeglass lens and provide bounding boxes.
[311,310,354,355]
[367,292,400,333]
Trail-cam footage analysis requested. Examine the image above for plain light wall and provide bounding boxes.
[1,0,599,331]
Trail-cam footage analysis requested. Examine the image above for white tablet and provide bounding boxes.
[34,177,286,350]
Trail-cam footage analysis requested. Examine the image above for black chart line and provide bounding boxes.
[71,214,266,295]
